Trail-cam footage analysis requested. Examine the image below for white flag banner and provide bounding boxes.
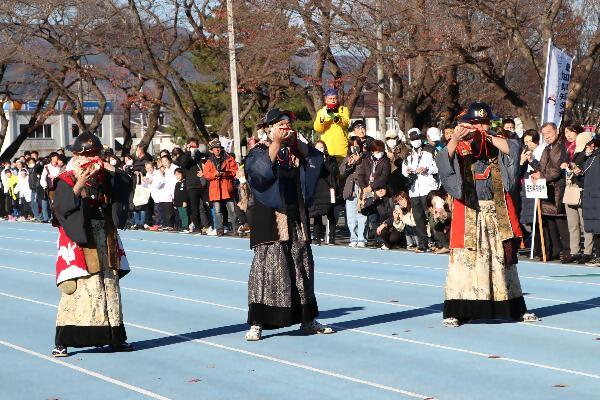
[541,43,574,128]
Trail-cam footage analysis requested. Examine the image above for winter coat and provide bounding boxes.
[582,150,600,234]
[178,150,209,190]
[357,155,391,191]
[538,140,568,216]
[308,155,339,218]
[131,152,153,174]
[173,180,189,207]
[313,106,350,159]
[339,154,365,201]
[203,153,238,202]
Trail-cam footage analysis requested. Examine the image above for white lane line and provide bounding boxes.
[4,227,600,272]
[0,291,435,399]
[3,290,600,384]
[0,265,600,337]
[0,339,172,400]
[122,287,247,311]
[4,244,600,291]
[0,264,436,311]
[2,265,600,340]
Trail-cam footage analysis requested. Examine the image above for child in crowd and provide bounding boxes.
[17,168,33,221]
[5,169,19,220]
[173,168,191,232]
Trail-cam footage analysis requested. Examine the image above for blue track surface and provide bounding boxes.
[0,220,599,399]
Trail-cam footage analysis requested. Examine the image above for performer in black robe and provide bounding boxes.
[244,108,334,341]
[52,131,132,357]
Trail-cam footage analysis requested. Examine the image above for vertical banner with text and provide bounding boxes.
[541,42,574,130]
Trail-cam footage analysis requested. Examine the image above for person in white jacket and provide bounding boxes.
[402,128,439,252]
[143,161,165,229]
[17,168,33,220]
[156,154,178,230]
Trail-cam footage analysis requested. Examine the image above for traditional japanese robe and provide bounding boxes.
[435,136,529,321]
[245,143,323,328]
[53,169,131,348]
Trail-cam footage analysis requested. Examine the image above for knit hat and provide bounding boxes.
[208,138,223,149]
[575,131,594,153]
[324,88,338,97]
[349,120,366,132]
[426,127,442,142]
[385,129,398,139]
[407,128,422,141]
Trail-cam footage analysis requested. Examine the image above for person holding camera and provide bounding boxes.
[402,129,439,253]
[340,137,368,247]
[375,190,405,250]
[313,88,350,163]
[178,138,211,233]
[357,140,391,244]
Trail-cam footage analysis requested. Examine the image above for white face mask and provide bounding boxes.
[258,130,268,141]
[109,159,118,166]
[125,159,134,166]
[28,164,35,169]
[386,139,397,149]
[410,140,422,149]
[372,152,383,160]
[238,176,247,184]
[586,149,594,157]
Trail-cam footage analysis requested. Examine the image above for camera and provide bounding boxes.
[407,172,418,186]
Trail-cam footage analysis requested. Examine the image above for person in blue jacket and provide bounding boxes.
[244,108,335,341]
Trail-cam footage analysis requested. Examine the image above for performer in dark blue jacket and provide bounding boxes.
[244,108,334,341]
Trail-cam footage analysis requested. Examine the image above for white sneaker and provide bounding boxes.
[348,242,357,248]
[300,320,334,334]
[206,228,217,236]
[356,242,366,248]
[245,325,262,341]
[442,317,460,328]
[380,244,389,250]
[522,312,540,322]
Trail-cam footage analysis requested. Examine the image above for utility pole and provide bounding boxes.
[226,0,242,162]
[376,0,386,140]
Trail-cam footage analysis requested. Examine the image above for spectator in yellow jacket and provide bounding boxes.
[313,88,349,162]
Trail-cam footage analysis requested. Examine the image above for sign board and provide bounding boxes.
[23,100,113,113]
[219,135,234,153]
[525,178,548,199]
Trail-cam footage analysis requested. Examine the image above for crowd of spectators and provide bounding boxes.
[1,119,599,266]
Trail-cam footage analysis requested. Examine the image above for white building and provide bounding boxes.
[1,100,116,156]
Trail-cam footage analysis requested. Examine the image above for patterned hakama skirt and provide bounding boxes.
[55,220,127,347]
[444,201,527,320]
[247,221,319,328]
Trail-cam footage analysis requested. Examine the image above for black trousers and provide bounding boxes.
[157,202,174,227]
[187,188,210,230]
[541,215,570,259]
[410,195,429,249]
[0,191,5,217]
[312,208,336,243]
[380,226,406,249]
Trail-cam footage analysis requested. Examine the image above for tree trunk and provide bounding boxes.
[438,66,461,127]
[564,26,600,121]
[121,101,133,157]
[137,83,165,152]
[0,107,8,151]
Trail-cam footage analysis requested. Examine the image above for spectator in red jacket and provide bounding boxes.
[203,139,239,236]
